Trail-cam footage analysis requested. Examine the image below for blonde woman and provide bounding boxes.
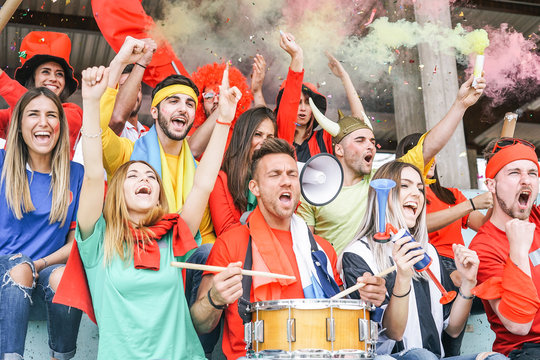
[75,64,240,359]
[339,161,505,360]
[0,87,83,359]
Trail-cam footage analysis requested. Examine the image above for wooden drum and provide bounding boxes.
[244,299,376,358]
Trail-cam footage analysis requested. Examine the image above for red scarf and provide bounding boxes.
[249,207,297,301]
[133,213,196,270]
[53,213,197,324]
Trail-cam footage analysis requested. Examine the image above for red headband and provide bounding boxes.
[485,143,539,179]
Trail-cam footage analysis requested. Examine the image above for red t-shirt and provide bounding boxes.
[426,187,469,259]
[206,224,342,360]
[469,206,540,355]
[208,171,242,236]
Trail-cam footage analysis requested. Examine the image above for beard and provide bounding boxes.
[157,111,193,141]
[495,191,532,220]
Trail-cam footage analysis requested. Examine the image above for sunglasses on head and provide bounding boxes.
[491,137,535,154]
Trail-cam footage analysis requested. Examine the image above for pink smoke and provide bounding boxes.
[469,24,540,107]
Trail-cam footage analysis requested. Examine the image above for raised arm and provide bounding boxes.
[109,38,157,135]
[77,66,110,239]
[99,37,148,176]
[326,52,366,118]
[181,64,242,236]
[422,75,485,164]
[427,191,493,233]
[251,54,268,107]
[276,32,304,143]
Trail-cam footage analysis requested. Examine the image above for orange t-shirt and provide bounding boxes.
[205,224,342,360]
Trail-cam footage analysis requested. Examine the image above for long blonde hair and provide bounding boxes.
[1,87,71,226]
[102,160,169,264]
[349,161,429,280]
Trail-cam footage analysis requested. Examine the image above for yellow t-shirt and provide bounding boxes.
[99,87,216,244]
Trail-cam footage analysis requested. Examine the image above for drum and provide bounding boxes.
[244,298,376,359]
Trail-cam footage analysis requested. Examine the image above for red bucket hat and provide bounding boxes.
[14,31,78,97]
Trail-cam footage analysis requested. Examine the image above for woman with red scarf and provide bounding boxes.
[73,62,241,359]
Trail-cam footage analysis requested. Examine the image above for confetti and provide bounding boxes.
[459,11,464,17]
[409,59,415,63]
[18,50,27,58]
[376,144,381,149]
[388,65,392,74]
[364,8,377,26]
[433,66,437,74]
[459,151,467,157]
[66,0,70,4]
[226,18,230,23]
[419,64,424,69]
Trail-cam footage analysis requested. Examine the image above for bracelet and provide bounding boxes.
[207,289,227,310]
[392,286,411,298]
[135,62,146,69]
[41,257,48,268]
[215,119,231,126]
[470,199,476,211]
[80,127,102,138]
[458,288,475,300]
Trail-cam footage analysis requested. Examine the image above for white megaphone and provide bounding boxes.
[298,153,344,206]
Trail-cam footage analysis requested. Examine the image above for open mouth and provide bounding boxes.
[518,190,531,208]
[171,116,187,129]
[135,184,152,195]
[279,192,292,205]
[34,131,52,144]
[364,154,373,164]
[403,201,418,215]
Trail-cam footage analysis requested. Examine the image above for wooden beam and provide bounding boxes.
[456,0,540,17]
[8,9,99,32]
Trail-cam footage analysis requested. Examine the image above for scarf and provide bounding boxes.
[132,213,198,270]
[53,214,197,324]
[131,125,197,214]
[248,207,336,301]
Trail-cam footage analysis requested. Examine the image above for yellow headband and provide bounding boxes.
[151,84,198,108]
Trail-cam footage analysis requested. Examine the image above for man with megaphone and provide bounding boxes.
[190,138,386,359]
[297,74,486,256]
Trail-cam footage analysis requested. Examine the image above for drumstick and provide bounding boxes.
[170,261,296,280]
[331,265,397,300]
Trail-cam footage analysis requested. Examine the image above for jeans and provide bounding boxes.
[375,348,439,360]
[185,244,222,357]
[375,348,508,360]
[445,353,508,360]
[0,254,82,360]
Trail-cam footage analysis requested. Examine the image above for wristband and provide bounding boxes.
[216,119,231,126]
[80,127,102,138]
[135,62,146,69]
[207,289,227,310]
[470,199,476,211]
[458,288,475,300]
[392,286,411,298]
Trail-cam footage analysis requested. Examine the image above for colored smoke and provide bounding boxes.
[466,24,540,107]
[151,0,537,112]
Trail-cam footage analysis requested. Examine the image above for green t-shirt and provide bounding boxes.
[297,168,376,254]
[76,216,205,360]
[297,132,432,254]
